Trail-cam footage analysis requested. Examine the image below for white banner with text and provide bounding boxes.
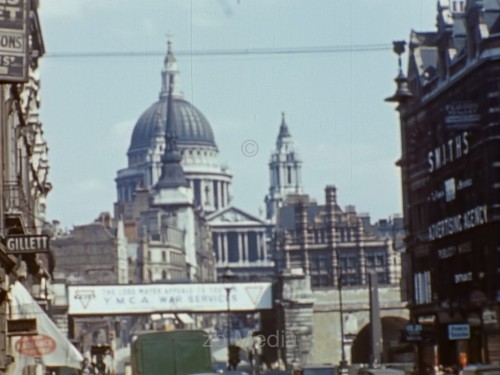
[68,283,272,315]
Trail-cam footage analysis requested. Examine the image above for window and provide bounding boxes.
[338,254,361,286]
[377,272,389,285]
[414,271,432,304]
[339,256,358,269]
[366,250,387,268]
[205,185,210,205]
[309,251,333,288]
[340,273,360,286]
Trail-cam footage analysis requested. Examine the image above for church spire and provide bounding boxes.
[155,73,189,189]
[278,111,291,140]
[159,35,183,99]
[265,112,303,222]
[276,111,294,151]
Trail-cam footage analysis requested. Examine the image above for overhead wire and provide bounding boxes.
[44,43,391,59]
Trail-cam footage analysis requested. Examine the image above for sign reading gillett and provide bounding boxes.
[4,235,50,254]
[15,334,56,357]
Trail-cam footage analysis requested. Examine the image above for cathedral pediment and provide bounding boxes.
[206,206,266,226]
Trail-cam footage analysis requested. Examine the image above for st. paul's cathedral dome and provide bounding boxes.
[115,40,231,213]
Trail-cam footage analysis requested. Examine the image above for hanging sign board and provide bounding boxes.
[0,0,30,82]
[448,324,470,340]
[4,235,50,254]
[403,324,422,342]
[7,318,37,336]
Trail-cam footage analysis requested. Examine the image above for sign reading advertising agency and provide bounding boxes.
[428,204,487,241]
[4,235,50,254]
[0,0,29,82]
[68,283,273,315]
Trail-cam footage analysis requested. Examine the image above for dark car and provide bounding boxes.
[300,365,337,375]
[263,371,289,375]
[460,365,500,375]
[212,362,227,373]
[357,368,406,375]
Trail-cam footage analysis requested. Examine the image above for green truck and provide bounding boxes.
[130,330,213,375]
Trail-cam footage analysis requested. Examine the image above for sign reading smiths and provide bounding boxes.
[0,0,29,82]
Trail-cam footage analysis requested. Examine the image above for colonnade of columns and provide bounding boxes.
[214,231,269,264]
[192,178,231,210]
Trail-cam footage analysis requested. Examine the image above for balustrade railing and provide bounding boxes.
[2,179,30,219]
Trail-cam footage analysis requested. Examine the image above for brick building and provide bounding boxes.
[274,186,404,289]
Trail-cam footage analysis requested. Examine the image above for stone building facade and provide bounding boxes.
[0,1,83,373]
[207,207,272,281]
[272,186,407,368]
[276,271,408,368]
[51,214,128,285]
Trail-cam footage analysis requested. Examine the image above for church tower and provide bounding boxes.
[265,112,303,222]
[152,73,191,201]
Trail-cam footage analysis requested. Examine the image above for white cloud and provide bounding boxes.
[142,18,156,35]
[39,0,88,19]
[39,0,120,20]
[112,119,135,137]
[111,119,135,148]
[176,0,227,28]
[192,14,220,28]
[75,178,108,195]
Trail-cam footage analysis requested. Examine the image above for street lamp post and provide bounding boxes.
[225,286,233,347]
[336,254,348,374]
[222,267,236,370]
[276,301,282,369]
[274,299,285,370]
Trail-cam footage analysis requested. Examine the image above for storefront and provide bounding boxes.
[7,282,83,375]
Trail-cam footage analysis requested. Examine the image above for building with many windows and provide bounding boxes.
[274,185,404,289]
[271,186,406,367]
[387,0,500,368]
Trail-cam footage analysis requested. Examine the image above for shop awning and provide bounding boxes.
[8,281,83,371]
[176,313,194,324]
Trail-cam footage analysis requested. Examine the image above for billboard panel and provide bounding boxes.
[0,0,29,82]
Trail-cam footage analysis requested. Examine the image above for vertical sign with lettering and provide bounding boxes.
[0,0,29,82]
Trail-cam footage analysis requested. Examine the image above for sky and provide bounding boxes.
[38,0,439,229]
